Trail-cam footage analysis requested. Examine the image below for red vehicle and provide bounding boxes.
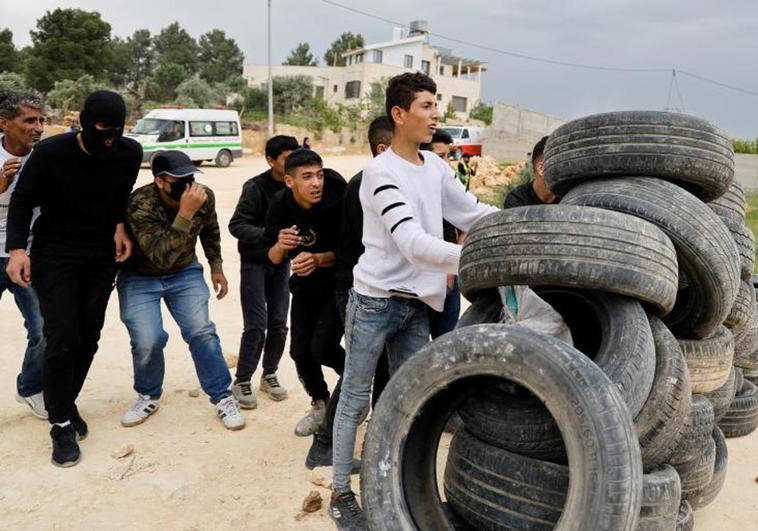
[441,126,484,158]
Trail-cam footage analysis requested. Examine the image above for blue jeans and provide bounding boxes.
[0,257,45,397]
[429,278,461,339]
[117,261,231,404]
[332,290,430,492]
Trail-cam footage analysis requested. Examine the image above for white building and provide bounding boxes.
[243,20,486,119]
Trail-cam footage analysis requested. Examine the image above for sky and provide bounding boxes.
[3,0,758,138]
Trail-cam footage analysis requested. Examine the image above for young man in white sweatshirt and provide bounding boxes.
[328,72,498,528]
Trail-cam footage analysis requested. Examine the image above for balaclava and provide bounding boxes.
[80,90,126,158]
[167,176,195,202]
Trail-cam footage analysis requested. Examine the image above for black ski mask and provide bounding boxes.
[79,90,126,159]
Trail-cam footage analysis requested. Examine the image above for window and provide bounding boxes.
[439,65,445,76]
[345,80,361,99]
[214,121,238,136]
[157,120,184,142]
[190,121,214,137]
[436,93,443,101]
[315,86,325,99]
[372,50,383,64]
[421,60,430,76]
[356,53,364,63]
[404,54,413,69]
[451,96,468,113]
[333,84,338,93]
[461,128,470,139]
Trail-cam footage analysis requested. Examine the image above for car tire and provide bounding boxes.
[360,324,643,531]
[458,205,679,315]
[215,149,233,168]
[677,326,734,393]
[668,395,715,464]
[561,176,739,338]
[703,366,738,423]
[718,379,758,438]
[543,110,734,201]
[685,427,728,510]
[634,317,692,471]
[722,218,756,281]
[707,180,746,223]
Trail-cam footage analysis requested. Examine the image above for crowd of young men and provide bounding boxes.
[3,72,552,529]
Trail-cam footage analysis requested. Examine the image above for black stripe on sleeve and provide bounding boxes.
[390,217,413,233]
[381,202,405,215]
[374,184,399,195]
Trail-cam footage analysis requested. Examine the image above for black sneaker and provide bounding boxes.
[50,425,81,468]
[305,436,362,474]
[70,405,88,441]
[329,491,367,530]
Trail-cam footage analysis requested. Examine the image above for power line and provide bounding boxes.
[321,0,758,97]
[321,0,669,73]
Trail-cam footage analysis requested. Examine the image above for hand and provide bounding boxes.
[277,225,301,251]
[2,158,22,183]
[7,249,31,287]
[446,274,455,292]
[178,182,208,219]
[291,251,317,277]
[114,223,132,262]
[211,272,228,299]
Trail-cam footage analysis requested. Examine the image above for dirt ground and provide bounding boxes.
[0,154,756,530]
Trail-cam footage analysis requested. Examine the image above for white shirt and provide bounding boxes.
[0,140,38,256]
[353,147,498,311]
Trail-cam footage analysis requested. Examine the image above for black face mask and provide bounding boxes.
[79,90,126,159]
[166,177,195,202]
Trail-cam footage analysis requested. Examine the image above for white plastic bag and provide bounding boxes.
[499,286,573,345]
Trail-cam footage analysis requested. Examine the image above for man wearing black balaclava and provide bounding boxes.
[5,90,142,467]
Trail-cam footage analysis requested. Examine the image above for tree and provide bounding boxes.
[153,22,199,74]
[283,43,318,66]
[25,9,113,92]
[146,61,187,102]
[469,101,493,125]
[124,29,155,88]
[175,77,216,107]
[323,32,364,66]
[366,78,388,119]
[46,74,109,113]
[0,72,26,92]
[244,85,267,111]
[0,28,19,73]
[198,29,244,83]
[272,75,313,115]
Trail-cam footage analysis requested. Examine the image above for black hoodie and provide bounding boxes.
[263,168,346,291]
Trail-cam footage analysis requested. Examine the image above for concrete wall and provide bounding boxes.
[483,103,564,162]
[735,153,758,191]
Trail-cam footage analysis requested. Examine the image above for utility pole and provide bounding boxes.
[267,0,274,137]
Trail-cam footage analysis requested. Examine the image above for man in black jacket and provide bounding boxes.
[264,149,346,438]
[503,136,557,208]
[228,135,298,409]
[6,90,142,467]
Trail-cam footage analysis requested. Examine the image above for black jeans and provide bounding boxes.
[32,252,116,424]
[336,288,389,408]
[290,284,344,401]
[235,261,290,382]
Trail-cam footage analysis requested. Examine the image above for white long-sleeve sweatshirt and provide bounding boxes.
[353,147,498,311]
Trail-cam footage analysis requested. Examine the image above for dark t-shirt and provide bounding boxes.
[335,172,364,294]
[504,182,554,209]
[6,132,142,257]
[264,168,346,291]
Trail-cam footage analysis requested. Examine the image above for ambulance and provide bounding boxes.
[441,125,484,158]
[127,108,243,167]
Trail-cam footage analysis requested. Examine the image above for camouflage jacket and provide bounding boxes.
[125,183,223,276]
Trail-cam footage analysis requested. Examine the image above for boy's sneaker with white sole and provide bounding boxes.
[121,394,160,427]
[215,396,246,430]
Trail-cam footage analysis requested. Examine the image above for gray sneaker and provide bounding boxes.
[16,392,48,420]
[294,399,326,437]
[121,394,160,427]
[260,373,288,401]
[215,396,246,431]
[232,381,257,409]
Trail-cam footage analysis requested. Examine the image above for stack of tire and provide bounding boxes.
[441,111,752,530]
[708,185,758,440]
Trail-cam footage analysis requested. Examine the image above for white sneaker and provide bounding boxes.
[294,399,326,437]
[121,394,160,427]
[215,396,246,431]
[16,392,48,420]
